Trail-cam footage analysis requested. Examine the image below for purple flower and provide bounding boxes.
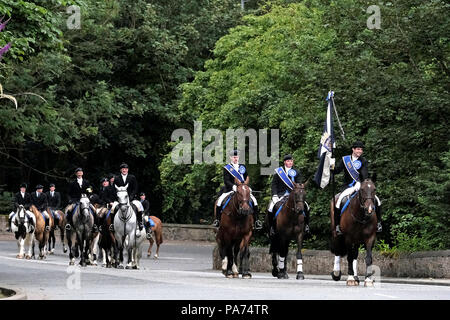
[0,43,11,59]
[0,16,10,32]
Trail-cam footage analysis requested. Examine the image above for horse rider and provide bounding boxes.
[64,167,94,231]
[31,184,51,231]
[213,150,262,230]
[110,163,146,233]
[330,140,382,235]
[139,192,153,239]
[267,154,311,236]
[98,177,115,207]
[45,183,62,226]
[7,183,34,233]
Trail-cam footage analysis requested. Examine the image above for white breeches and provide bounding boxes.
[268,195,309,213]
[217,191,258,206]
[336,183,381,209]
[112,200,144,212]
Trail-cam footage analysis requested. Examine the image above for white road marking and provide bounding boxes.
[374,293,399,299]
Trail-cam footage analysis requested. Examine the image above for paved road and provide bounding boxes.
[1,238,449,301]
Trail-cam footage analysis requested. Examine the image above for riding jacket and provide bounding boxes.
[12,192,32,210]
[332,155,369,190]
[271,166,303,198]
[46,191,61,209]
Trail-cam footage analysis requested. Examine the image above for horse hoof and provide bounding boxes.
[364,279,374,287]
[117,265,124,269]
[277,272,289,279]
[296,272,305,280]
[132,265,138,270]
[232,273,239,278]
[242,273,252,279]
[25,255,31,260]
[63,248,67,253]
[154,254,158,259]
[346,277,359,286]
[69,261,74,266]
[271,268,279,278]
[16,254,23,259]
[331,271,341,281]
[125,265,131,269]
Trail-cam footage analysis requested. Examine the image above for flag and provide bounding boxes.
[314,91,336,188]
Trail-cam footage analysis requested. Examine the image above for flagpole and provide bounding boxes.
[330,93,336,213]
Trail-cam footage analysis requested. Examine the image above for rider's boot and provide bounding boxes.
[213,205,222,227]
[268,210,276,237]
[334,206,343,236]
[253,205,263,230]
[27,213,35,233]
[376,205,383,233]
[65,211,73,231]
[304,205,311,234]
[6,215,12,232]
[137,211,144,231]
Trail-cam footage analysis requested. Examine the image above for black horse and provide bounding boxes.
[269,182,308,280]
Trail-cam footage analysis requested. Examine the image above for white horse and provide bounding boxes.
[10,205,35,259]
[113,184,143,269]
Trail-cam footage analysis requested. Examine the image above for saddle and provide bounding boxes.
[273,196,289,219]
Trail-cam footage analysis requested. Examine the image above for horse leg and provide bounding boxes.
[17,237,24,259]
[148,238,153,257]
[155,242,160,259]
[60,226,67,253]
[277,238,289,279]
[296,231,305,280]
[225,245,234,278]
[364,235,376,287]
[126,236,134,269]
[331,255,342,281]
[233,243,240,278]
[239,239,252,279]
[346,245,359,286]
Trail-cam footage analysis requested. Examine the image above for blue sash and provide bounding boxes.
[224,164,245,183]
[274,167,294,190]
[343,155,360,184]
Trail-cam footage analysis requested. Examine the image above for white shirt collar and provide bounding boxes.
[284,166,292,173]
[122,174,127,183]
[351,155,359,162]
[21,192,25,197]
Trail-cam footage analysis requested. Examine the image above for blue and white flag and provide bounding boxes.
[314,91,336,188]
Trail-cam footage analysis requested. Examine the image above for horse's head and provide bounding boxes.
[234,177,252,216]
[15,205,26,226]
[115,184,130,214]
[79,194,91,219]
[359,179,376,218]
[292,182,307,214]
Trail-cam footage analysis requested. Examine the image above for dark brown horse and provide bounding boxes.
[216,177,254,278]
[330,178,378,286]
[269,182,308,280]
[95,204,116,268]
[47,208,66,254]
[146,215,163,259]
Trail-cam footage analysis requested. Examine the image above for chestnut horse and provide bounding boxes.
[269,182,308,280]
[330,178,378,286]
[146,215,163,259]
[95,205,116,268]
[29,204,53,259]
[216,177,254,278]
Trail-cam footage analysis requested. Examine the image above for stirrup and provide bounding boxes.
[212,219,220,227]
[146,231,153,240]
[269,226,276,237]
[45,225,50,232]
[304,224,310,234]
[336,225,343,236]
[109,224,114,232]
[65,224,71,231]
[28,225,35,234]
[254,220,263,230]
[377,222,382,233]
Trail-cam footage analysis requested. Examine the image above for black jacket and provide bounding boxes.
[333,155,369,189]
[113,174,138,201]
[271,167,303,197]
[223,164,248,193]
[140,199,150,215]
[68,179,91,202]
[31,192,48,212]
[98,185,116,205]
[45,191,61,209]
[12,192,32,210]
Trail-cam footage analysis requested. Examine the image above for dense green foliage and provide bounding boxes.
[1,1,448,251]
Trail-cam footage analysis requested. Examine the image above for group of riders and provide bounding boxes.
[7,163,154,239]
[213,140,382,236]
[7,140,382,240]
